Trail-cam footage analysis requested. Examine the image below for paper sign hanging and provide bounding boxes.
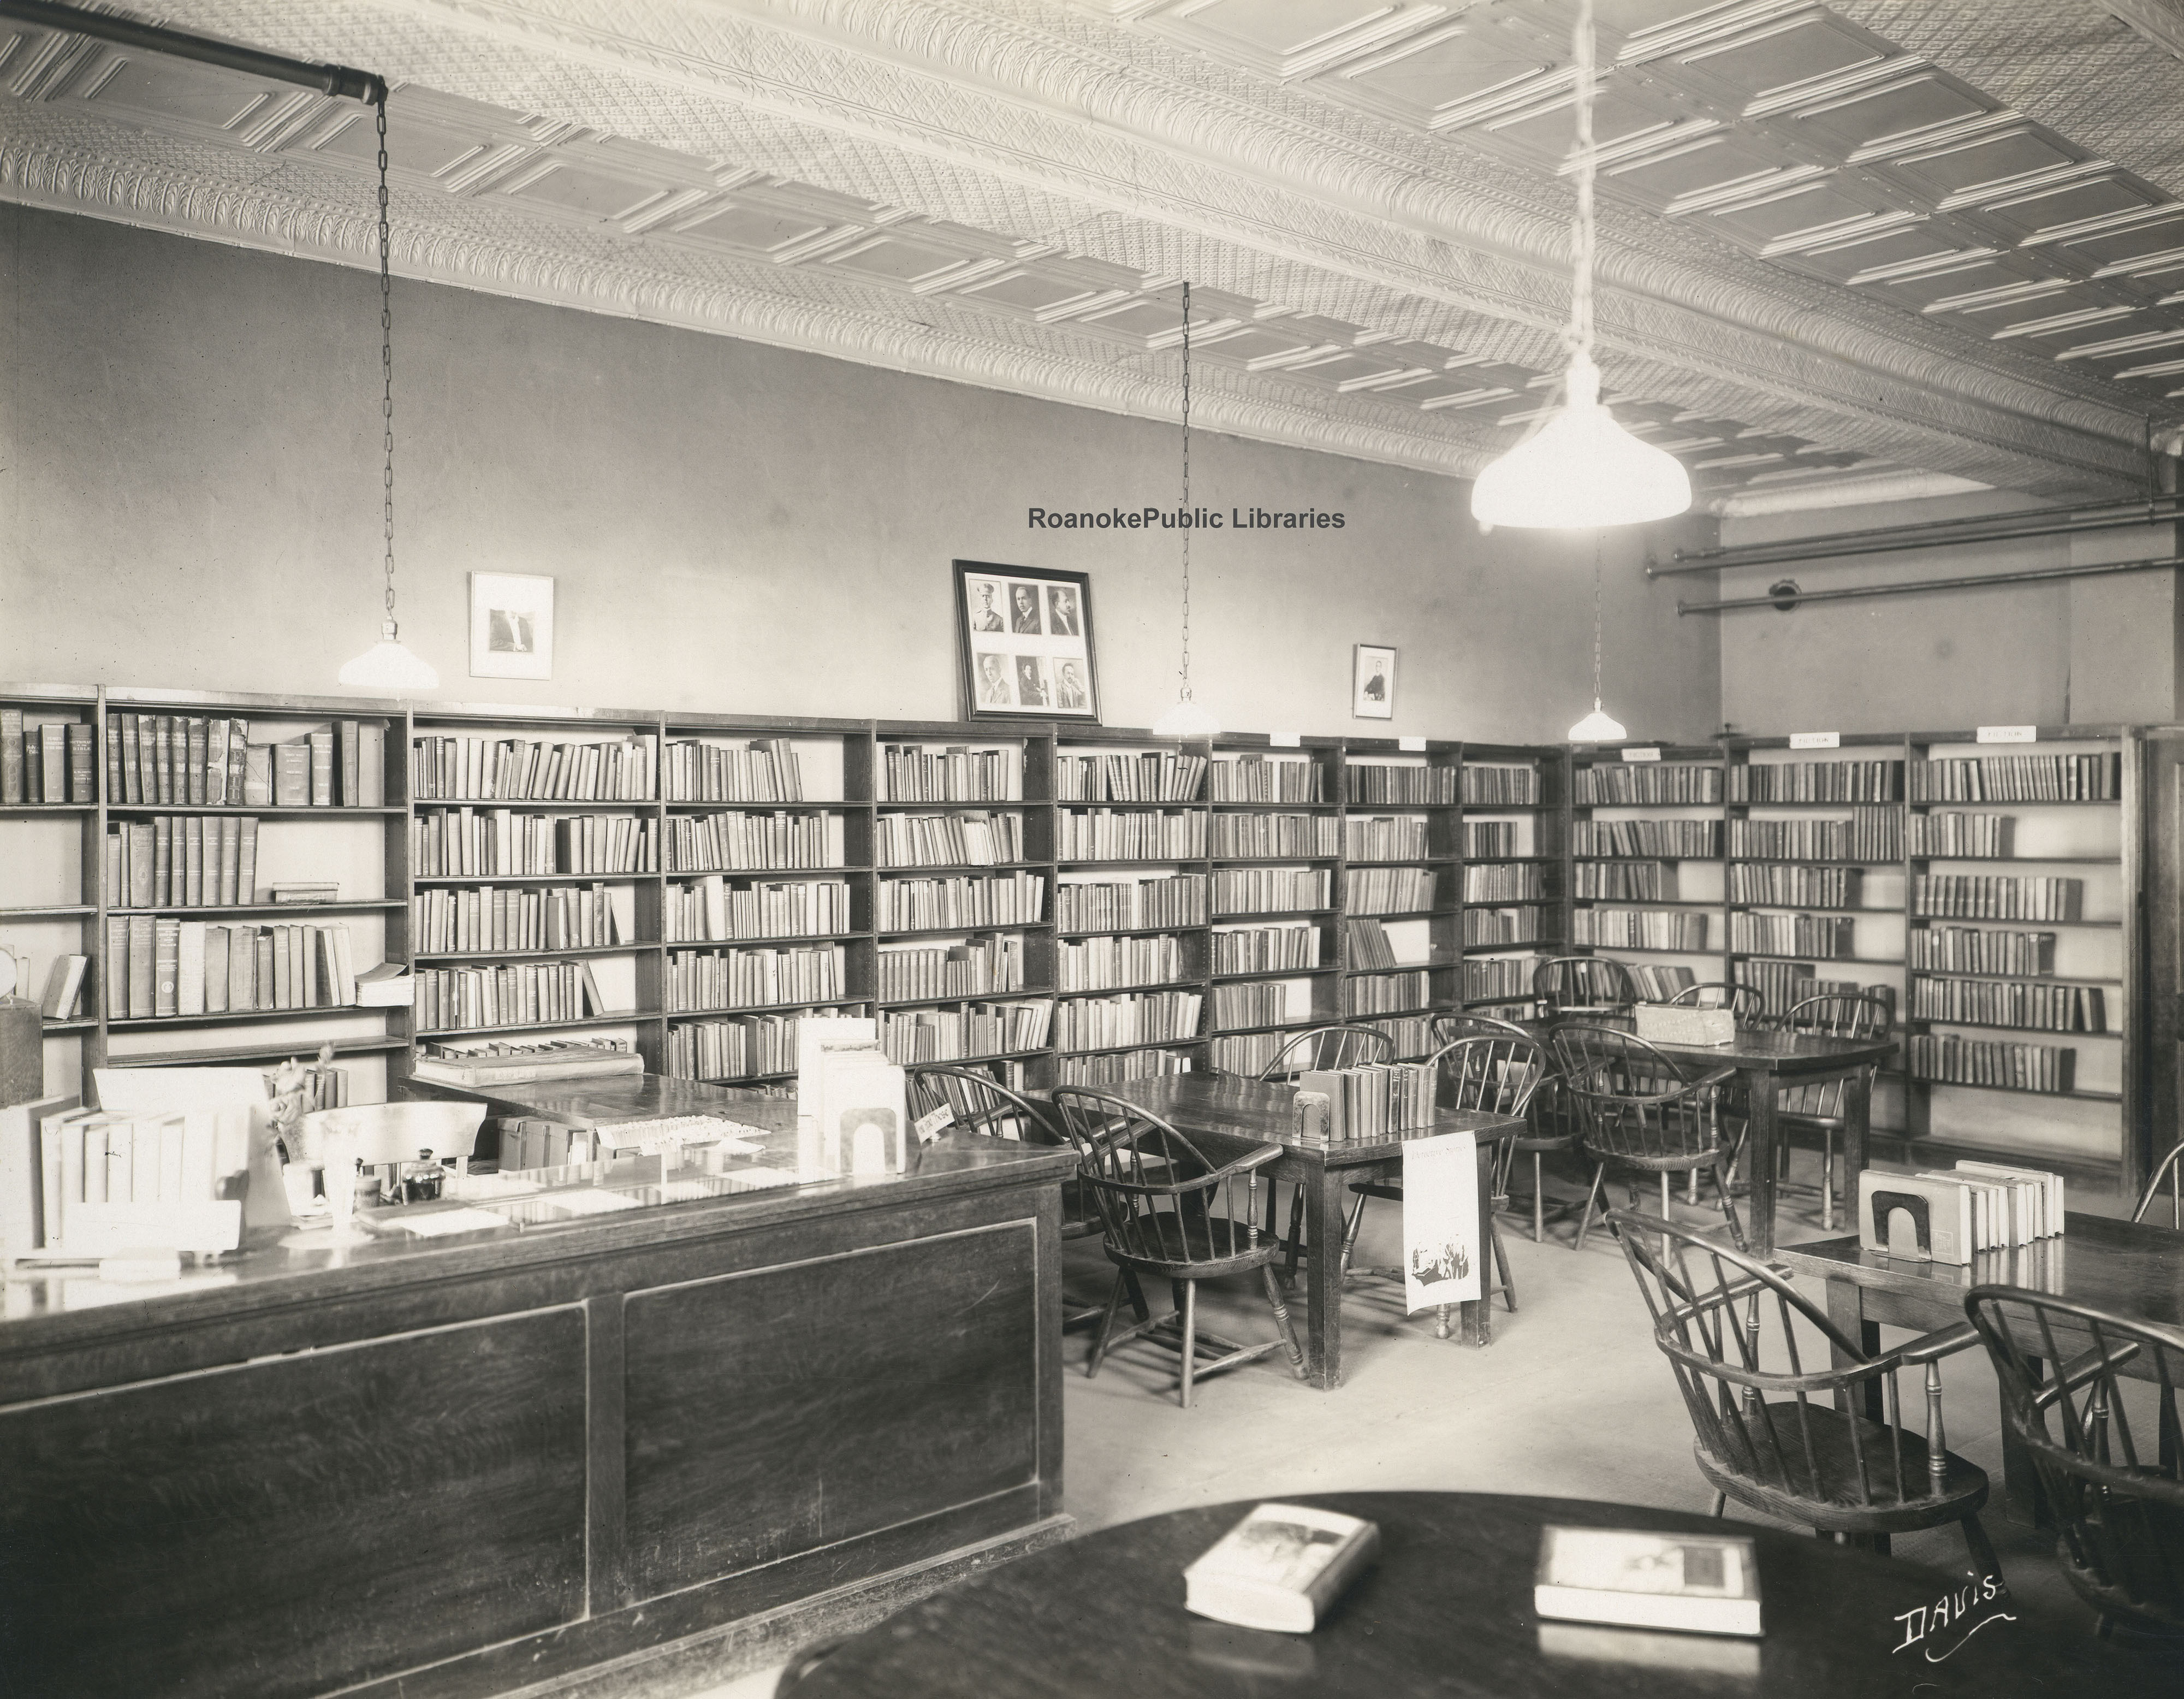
[1398,736,1427,753]
[1977,725,2038,744]
[1402,1130,1481,1312]
[1268,731,1302,749]
[1622,747,1662,763]
[1789,732,1841,750]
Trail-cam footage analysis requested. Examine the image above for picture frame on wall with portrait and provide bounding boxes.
[954,560,1101,724]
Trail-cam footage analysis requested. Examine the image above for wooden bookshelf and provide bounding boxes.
[1566,740,1724,1000]
[1453,742,1563,1019]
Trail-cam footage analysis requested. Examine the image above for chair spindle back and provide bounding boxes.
[1256,1022,1395,1081]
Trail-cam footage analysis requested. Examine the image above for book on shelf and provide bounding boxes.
[411,1039,642,1087]
[39,956,88,1021]
[0,708,19,803]
[354,961,413,1008]
[105,816,258,909]
[107,919,363,1019]
[1182,1501,1380,1634]
[269,882,340,904]
[1534,1526,1760,1637]
[274,742,311,808]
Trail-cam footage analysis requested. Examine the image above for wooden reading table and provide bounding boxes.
[1097,1073,1523,1389]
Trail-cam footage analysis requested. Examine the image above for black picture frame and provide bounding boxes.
[954,559,1101,723]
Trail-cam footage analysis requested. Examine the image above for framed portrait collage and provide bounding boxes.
[953,559,1100,723]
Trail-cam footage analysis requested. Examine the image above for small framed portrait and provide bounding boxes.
[470,572,555,680]
[954,561,1100,723]
[1353,643,1396,720]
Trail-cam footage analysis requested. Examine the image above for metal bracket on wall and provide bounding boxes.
[1678,554,2184,615]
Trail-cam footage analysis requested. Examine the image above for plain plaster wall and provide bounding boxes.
[0,205,1719,743]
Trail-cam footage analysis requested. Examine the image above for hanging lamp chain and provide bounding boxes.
[377,94,398,642]
[1179,279,1192,705]
[1592,535,1605,708]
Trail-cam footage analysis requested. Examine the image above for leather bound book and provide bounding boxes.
[310,730,335,807]
[40,723,66,804]
[153,918,181,1017]
[126,916,155,1019]
[0,708,20,803]
[186,718,207,807]
[274,743,310,808]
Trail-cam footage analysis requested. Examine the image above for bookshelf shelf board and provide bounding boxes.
[1209,802,1342,814]
[413,873,666,886]
[1348,857,1459,868]
[41,1017,97,1033]
[1575,856,1723,864]
[1054,859,1210,872]
[880,861,1046,876]
[1048,800,1208,812]
[682,864,871,878]
[1463,994,1537,1009]
[110,804,410,817]
[410,707,660,731]
[875,799,1026,812]
[1906,855,2120,866]
[0,804,94,815]
[1572,899,1717,910]
[1908,916,2120,929]
[1210,965,1337,982]
[1864,1130,2121,1188]
[1461,804,1548,813]
[677,930,871,948]
[1210,1019,1316,1038]
[1600,946,1734,958]
[1353,908,1440,922]
[104,1035,412,1068]
[1725,904,1901,916]
[1909,1016,2118,1039]
[683,1069,798,1087]
[1726,857,1898,867]
[1209,856,1342,868]
[0,904,95,919]
[1905,798,2118,809]
[1337,1003,1439,1020]
[1465,855,1560,864]
[1910,1077,2123,1105]
[881,988,1058,1010]
[109,1005,375,1030]
[1911,969,2122,986]
[879,923,1042,942]
[1054,980,1197,1001]
[111,900,406,916]
[1729,953,1905,966]
[1212,908,1336,922]
[416,944,655,962]
[414,1013,656,1039]
[417,799,660,813]
[668,800,852,814]
[1054,1037,1204,1057]
[1052,922,1209,939]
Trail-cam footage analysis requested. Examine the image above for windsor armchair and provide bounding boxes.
[1552,1024,1744,1252]
[1669,981,1769,1025]
[1772,992,1894,1232]
[2134,1142,2184,1230]
[1532,955,1639,1021]
[1258,1023,1396,1263]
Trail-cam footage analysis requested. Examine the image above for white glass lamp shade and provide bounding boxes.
[1471,358,1692,530]
[1568,703,1629,743]
[338,621,439,691]
[1152,697,1221,738]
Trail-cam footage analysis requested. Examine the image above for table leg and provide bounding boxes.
[1824,1279,1884,1422]
[1302,1163,1344,1390]
[1458,1141,1494,1348]
[1841,1066,1872,1217]
[2001,1357,2051,1528]
[1743,1066,1778,1259]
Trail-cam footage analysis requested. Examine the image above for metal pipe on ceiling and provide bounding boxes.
[0,0,386,104]
[1676,553,2184,615]
[1649,494,2184,578]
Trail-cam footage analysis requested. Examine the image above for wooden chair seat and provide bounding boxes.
[1100,1211,1285,1281]
[2056,1479,2184,1631]
[1693,1406,1988,1534]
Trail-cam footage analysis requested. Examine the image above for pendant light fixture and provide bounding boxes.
[1568,534,1627,742]
[1152,282,1220,739]
[1470,0,1690,531]
[339,93,438,691]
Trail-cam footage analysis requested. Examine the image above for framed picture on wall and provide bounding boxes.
[1353,644,1396,720]
[469,572,555,680]
[954,560,1100,723]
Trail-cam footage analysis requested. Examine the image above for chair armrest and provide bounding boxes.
[1896,1320,1981,1366]
[2032,1339,2144,1410]
[1216,1141,1286,1177]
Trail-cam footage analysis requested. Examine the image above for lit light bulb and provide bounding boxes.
[1471,358,1692,530]
[1152,697,1221,738]
[1568,703,1629,743]
[338,621,439,691]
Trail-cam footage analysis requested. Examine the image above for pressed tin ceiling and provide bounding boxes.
[5,1,2184,507]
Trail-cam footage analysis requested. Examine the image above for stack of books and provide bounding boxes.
[1857,1161,2066,1262]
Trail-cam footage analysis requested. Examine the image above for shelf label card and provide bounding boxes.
[1977,725,2038,744]
[1268,731,1301,749]
[1622,747,1663,763]
[1789,731,1841,750]
[913,1105,954,1145]
[1398,736,1428,753]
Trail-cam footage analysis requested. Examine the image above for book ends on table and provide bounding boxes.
[1534,1526,1762,1638]
[1856,1162,2066,1264]
[1183,1502,1381,1635]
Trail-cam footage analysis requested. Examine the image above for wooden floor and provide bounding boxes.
[684,1153,2148,1699]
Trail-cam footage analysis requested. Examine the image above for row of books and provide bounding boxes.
[1296,1061,1439,1144]
[2,714,92,803]
[1344,816,1430,861]
[876,936,1026,1002]
[34,1103,245,1246]
[412,732,656,802]
[1058,933,1184,991]
[1343,917,1397,969]
[1055,874,1207,931]
[1727,808,1901,863]
[106,713,385,808]
[1728,911,1847,958]
[1055,1049,1194,1086]
[411,810,656,877]
[1209,1031,1290,1074]
[1055,751,1204,802]
[1577,907,1708,951]
[1054,990,1203,1049]
[1729,760,1901,803]
[1057,808,1205,861]
[879,1000,1052,1065]
[103,816,259,909]
[1209,756,1322,802]
[1907,754,2118,803]
[876,810,1026,868]
[1211,980,1292,1030]
[1573,861,1673,901]
[665,811,836,872]
[1345,969,1431,1015]
[1361,1013,1439,1059]
[882,743,1019,802]
[662,876,852,943]
[879,871,1046,932]
[1909,875,2084,920]
[412,961,614,1032]
[1859,1161,2066,1264]
[1905,926,2056,975]
[1349,764,1456,804]
[1464,862,1542,901]
[664,1007,864,1081]
[1212,867,1333,915]
[1463,954,1546,1003]
[668,944,845,1011]
[1209,812,1340,859]
[1575,763,1721,806]
[1463,822,1523,857]
[1213,923,1321,974]
[1732,961,1882,1020]
[104,916,364,1016]
[1907,812,2013,859]
[412,884,622,955]
[1910,975,2106,1033]
[1907,1033,2076,1094]
[1462,765,1539,806]
[1571,818,1722,858]
[1467,907,1541,945]
[496,1118,598,1174]
[1727,864,1861,908]
[1629,964,1699,1001]
[1345,867,1435,916]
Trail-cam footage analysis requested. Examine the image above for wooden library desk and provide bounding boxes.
[1097,1073,1522,1389]
[0,1082,1073,1699]
[790,1490,2170,1699]
[1778,1212,2184,1525]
